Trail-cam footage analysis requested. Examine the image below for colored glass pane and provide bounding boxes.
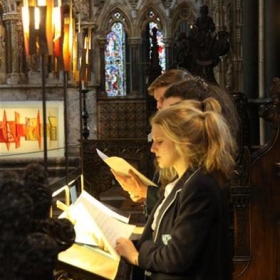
[105,22,126,96]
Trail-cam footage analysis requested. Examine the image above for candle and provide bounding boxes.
[78,13,81,33]
[88,27,92,50]
[81,80,85,90]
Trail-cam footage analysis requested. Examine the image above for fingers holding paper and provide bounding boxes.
[129,193,145,203]
[111,169,148,201]
[115,237,139,265]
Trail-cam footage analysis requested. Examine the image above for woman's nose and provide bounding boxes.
[150,142,156,153]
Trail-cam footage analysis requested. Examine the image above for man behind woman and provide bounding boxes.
[112,70,239,215]
[111,69,196,213]
[115,97,236,280]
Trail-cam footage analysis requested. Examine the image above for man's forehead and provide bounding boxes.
[162,96,183,108]
[153,86,168,99]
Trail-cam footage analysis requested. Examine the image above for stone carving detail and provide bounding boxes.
[127,37,142,45]
[161,0,172,8]
[172,5,230,84]
[128,0,139,9]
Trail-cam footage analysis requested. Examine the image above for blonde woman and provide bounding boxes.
[115,98,236,280]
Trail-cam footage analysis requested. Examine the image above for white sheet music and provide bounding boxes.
[66,191,135,259]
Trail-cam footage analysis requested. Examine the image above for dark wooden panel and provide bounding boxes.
[233,77,280,279]
[97,99,147,139]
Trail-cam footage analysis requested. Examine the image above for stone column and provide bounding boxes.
[2,11,23,84]
[127,37,142,95]
[232,0,243,92]
[97,38,107,95]
[162,37,173,70]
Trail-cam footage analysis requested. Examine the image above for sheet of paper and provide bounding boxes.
[68,203,99,246]
[58,243,119,279]
[97,148,109,160]
[78,192,136,244]
[66,191,136,260]
[96,148,157,187]
[82,190,129,223]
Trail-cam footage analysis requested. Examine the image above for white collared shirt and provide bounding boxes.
[151,178,179,231]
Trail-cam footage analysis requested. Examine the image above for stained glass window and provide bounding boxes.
[147,10,166,71]
[105,22,126,97]
[149,20,166,71]
[104,11,166,97]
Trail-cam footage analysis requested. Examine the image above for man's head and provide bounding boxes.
[162,77,240,139]
[162,77,209,108]
[148,69,193,110]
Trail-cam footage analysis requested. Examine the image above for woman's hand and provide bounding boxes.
[115,237,139,265]
[129,193,145,203]
[111,169,148,201]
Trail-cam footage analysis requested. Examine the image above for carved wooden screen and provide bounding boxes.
[97,99,147,139]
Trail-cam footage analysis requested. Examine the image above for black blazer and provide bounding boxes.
[133,169,232,280]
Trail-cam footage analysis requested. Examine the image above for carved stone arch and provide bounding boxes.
[97,5,132,38]
[0,1,6,14]
[0,0,16,13]
[134,5,168,38]
[171,2,197,37]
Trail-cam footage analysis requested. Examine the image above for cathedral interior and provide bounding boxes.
[0,0,280,279]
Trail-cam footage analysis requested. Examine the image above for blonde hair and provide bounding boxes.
[151,98,236,182]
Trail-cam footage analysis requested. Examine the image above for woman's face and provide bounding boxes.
[150,125,178,169]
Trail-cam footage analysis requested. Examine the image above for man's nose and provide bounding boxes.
[157,101,163,110]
